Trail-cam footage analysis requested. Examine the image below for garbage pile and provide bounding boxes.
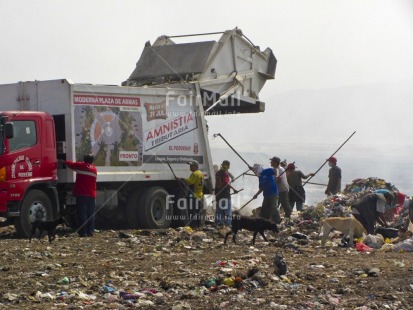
[298,177,413,252]
[303,177,403,219]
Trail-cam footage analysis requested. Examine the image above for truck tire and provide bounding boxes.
[138,187,172,229]
[14,190,53,238]
[126,189,144,229]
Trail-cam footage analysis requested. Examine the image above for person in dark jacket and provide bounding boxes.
[62,154,97,237]
[351,191,394,235]
[286,163,315,211]
[325,156,341,196]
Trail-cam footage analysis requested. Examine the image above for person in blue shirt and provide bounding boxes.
[252,165,281,224]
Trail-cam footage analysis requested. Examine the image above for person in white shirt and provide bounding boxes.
[270,156,292,219]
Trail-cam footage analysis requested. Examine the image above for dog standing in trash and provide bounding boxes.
[29,216,68,244]
[224,212,279,245]
[318,217,366,247]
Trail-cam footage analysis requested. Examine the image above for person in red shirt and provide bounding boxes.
[214,160,239,226]
[62,154,97,237]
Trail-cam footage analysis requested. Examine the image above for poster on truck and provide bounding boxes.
[73,93,143,166]
[73,92,204,167]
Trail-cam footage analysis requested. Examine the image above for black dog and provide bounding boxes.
[224,213,279,245]
[29,216,68,244]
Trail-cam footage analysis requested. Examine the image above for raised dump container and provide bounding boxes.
[123,28,276,114]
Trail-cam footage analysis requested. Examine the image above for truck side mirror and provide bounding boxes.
[5,123,14,139]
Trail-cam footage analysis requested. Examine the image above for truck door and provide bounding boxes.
[8,118,43,188]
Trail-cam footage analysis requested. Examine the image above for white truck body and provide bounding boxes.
[0,79,214,185]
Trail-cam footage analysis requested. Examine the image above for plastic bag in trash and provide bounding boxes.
[393,238,413,252]
[362,234,384,249]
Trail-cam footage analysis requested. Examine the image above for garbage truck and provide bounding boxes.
[0,28,276,236]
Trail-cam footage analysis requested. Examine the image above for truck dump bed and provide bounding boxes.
[123,28,276,114]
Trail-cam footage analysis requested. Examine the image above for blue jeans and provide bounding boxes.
[215,198,232,226]
[76,196,96,236]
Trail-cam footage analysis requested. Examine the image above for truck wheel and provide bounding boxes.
[138,187,172,229]
[14,190,53,238]
[126,189,144,229]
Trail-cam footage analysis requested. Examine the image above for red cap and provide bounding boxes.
[327,156,337,163]
[286,163,296,170]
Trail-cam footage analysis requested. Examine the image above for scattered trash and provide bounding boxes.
[0,176,409,308]
[57,277,69,285]
[356,242,373,253]
[274,252,287,276]
[393,238,413,252]
[363,234,384,249]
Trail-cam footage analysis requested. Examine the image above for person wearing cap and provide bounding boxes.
[177,160,204,227]
[351,191,393,234]
[270,156,292,219]
[214,160,240,226]
[252,164,281,224]
[325,156,341,196]
[280,159,287,169]
[286,163,315,211]
[374,189,406,222]
[60,154,97,237]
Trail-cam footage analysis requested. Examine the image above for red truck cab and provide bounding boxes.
[0,111,59,237]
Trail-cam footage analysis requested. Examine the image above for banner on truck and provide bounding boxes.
[144,112,197,151]
[73,92,200,167]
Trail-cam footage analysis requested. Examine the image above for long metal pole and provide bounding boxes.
[205,168,248,209]
[306,181,328,186]
[166,161,189,198]
[232,169,251,182]
[213,133,256,175]
[303,131,356,186]
[237,197,255,212]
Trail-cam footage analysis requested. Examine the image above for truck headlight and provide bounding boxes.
[0,166,6,181]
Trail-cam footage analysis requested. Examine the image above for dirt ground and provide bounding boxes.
[0,219,412,310]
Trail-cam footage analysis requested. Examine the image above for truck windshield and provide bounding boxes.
[8,121,37,152]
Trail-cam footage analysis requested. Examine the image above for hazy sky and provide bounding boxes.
[1,1,412,86]
[1,0,412,148]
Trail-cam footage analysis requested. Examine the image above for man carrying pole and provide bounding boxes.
[303,131,355,186]
[175,160,205,228]
[214,160,240,227]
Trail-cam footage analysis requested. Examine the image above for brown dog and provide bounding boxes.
[318,217,366,247]
[224,214,279,245]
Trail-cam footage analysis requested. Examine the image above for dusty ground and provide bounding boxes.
[0,219,412,310]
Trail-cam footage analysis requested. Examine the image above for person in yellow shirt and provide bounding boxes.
[177,160,204,227]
